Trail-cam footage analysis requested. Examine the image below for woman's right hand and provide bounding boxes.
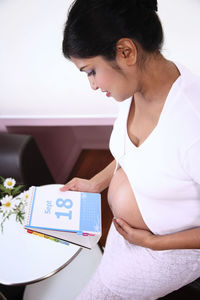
[60,177,100,193]
[60,160,116,194]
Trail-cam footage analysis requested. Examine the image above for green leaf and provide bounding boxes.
[16,210,25,223]
[12,185,24,196]
[0,185,8,193]
[0,176,5,183]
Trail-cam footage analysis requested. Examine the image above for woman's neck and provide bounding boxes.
[135,53,180,106]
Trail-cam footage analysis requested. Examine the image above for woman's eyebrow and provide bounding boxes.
[80,65,88,72]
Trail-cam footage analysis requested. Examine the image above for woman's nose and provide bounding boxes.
[89,78,98,90]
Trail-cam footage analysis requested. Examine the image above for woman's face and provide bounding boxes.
[71,56,138,102]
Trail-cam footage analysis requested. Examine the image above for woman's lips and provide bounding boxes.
[102,90,111,97]
[106,92,111,97]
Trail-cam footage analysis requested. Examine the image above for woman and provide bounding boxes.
[61,0,200,299]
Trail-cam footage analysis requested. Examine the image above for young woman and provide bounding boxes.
[61,0,200,299]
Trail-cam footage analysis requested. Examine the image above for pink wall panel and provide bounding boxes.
[7,126,112,183]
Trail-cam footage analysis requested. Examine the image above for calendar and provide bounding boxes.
[24,184,101,249]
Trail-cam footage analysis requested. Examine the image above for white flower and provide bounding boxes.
[3,178,16,189]
[0,195,15,212]
[20,190,31,203]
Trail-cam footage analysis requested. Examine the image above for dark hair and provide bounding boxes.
[62,0,163,61]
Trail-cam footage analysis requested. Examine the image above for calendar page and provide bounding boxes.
[25,185,101,233]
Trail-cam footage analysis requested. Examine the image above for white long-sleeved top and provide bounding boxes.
[109,63,200,235]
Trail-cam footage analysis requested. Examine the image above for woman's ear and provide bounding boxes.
[116,38,137,66]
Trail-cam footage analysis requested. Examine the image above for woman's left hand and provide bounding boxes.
[113,218,155,248]
[113,218,200,250]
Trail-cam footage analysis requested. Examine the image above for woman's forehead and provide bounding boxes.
[71,56,107,69]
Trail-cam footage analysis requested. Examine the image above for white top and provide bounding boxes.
[109,63,200,235]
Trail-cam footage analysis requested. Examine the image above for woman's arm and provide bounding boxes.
[113,218,200,250]
[150,227,200,250]
[60,159,116,193]
[90,159,116,192]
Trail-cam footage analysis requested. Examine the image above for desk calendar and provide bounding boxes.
[24,184,101,249]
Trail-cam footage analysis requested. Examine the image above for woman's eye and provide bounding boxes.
[87,70,96,77]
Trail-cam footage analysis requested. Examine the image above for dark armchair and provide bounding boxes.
[159,277,200,299]
[0,132,54,187]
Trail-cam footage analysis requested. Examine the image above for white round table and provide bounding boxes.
[0,215,81,285]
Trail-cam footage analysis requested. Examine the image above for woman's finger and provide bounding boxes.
[59,178,77,191]
[113,218,128,239]
[114,218,132,234]
[60,185,69,191]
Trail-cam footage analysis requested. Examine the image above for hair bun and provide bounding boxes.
[140,0,158,12]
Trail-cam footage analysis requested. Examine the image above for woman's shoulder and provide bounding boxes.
[117,97,132,117]
[112,97,132,133]
[183,78,200,120]
[178,63,200,119]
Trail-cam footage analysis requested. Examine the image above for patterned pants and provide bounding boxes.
[76,223,200,300]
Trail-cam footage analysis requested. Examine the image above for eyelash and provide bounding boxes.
[87,70,96,77]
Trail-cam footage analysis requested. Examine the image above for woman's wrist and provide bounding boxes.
[147,234,162,250]
[147,227,200,250]
[90,159,116,193]
[147,233,174,251]
[89,176,108,193]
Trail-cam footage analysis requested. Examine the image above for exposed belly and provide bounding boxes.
[108,167,150,231]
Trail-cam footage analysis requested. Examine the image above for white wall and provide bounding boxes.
[158,0,200,72]
[0,0,118,118]
[0,0,200,118]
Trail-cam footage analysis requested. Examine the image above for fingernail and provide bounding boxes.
[113,217,120,224]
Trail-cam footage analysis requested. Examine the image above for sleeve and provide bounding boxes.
[109,99,131,161]
[182,137,200,184]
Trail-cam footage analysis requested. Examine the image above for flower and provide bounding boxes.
[0,195,15,212]
[20,190,31,203]
[3,178,16,189]
[0,176,27,232]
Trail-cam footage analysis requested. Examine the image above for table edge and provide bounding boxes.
[1,247,82,286]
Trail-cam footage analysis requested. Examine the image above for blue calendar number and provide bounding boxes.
[55,198,73,220]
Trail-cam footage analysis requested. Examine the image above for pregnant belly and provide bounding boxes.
[108,167,150,231]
